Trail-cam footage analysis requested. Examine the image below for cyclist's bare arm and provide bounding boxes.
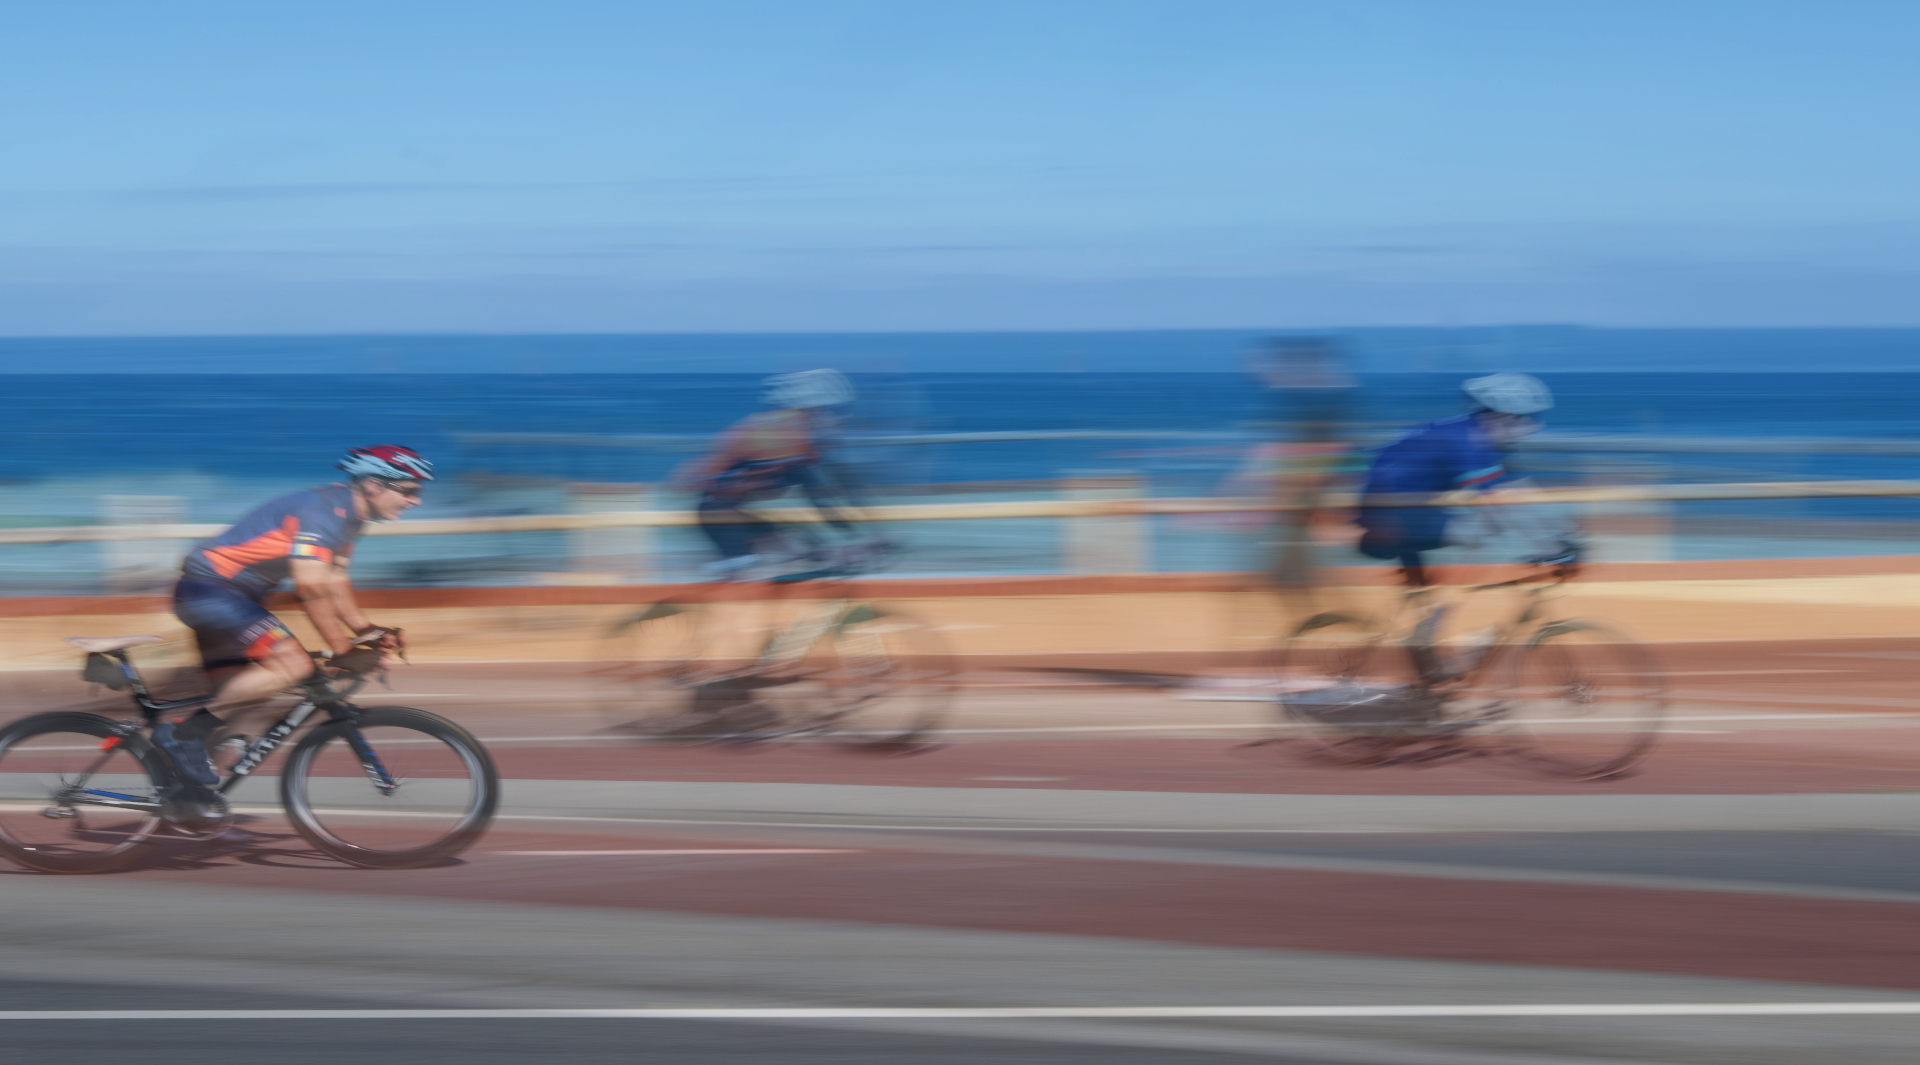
[674,423,768,489]
[197,560,358,718]
[795,462,865,533]
[291,556,371,656]
[674,412,825,491]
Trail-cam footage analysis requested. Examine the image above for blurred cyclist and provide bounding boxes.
[1356,373,1579,586]
[152,446,426,823]
[1250,337,1356,591]
[675,369,867,579]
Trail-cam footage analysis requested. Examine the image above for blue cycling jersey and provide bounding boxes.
[181,484,363,599]
[1356,415,1507,559]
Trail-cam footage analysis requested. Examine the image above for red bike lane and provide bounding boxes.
[473,730,1920,795]
[105,812,1920,994]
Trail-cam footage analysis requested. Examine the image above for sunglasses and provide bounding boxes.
[378,480,424,499]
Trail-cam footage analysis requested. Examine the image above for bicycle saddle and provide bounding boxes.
[64,635,164,653]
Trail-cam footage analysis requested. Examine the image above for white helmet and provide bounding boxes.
[762,369,855,409]
[1463,373,1552,415]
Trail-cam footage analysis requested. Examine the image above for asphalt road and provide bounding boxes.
[909,827,1920,895]
[2,980,1310,1065]
[7,645,1920,1065]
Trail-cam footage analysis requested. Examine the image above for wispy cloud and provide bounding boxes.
[6,174,817,203]
[1316,245,1463,255]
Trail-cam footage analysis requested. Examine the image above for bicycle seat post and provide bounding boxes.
[107,654,155,726]
[95,650,213,727]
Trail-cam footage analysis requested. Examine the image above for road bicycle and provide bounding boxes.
[0,634,498,874]
[1265,564,1667,780]
[597,540,952,750]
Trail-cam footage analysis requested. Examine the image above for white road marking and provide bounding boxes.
[2,1002,1918,1020]
[491,848,856,856]
[1608,669,1850,676]
[1796,651,1920,660]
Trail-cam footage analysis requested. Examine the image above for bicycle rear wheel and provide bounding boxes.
[1269,613,1430,765]
[280,707,498,869]
[0,712,165,873]
[594,601,746,741]
[777,605,952,751]
[1495,620,1667,780]
[598,601,952,750]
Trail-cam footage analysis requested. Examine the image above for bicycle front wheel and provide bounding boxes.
[595,600,735,741]
[0,712,165,873]
[1496,620,1667,780]
[280,706,498,869]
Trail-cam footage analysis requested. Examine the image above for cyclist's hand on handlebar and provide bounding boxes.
[1523,540,1583,581]
[1526,540,1583,568]
[327,647,386,675]
[353,625,407,658]
[352,625,403,649]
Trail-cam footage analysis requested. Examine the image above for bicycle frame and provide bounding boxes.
[220,673,398,797]
[756,597,856,666]
[60,649,389,815]
[1384,566,1573,690]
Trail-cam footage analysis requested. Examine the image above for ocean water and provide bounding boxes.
[4,370,1920,480]
[4,327,1920,374]
[0,369,1915,592]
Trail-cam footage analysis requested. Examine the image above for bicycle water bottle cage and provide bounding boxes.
[82,652,132,691]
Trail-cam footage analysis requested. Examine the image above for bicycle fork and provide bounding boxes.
[341,727,400,796]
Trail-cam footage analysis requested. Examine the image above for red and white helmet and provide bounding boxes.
[338,445,434,482]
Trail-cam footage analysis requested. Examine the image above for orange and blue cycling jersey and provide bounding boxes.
[182,483,364,600]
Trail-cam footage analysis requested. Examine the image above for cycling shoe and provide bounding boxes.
[151,719,220,787]
[160,780,231,834]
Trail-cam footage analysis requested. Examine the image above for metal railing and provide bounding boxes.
[456,429,1920,456]
[3,479,1918,545]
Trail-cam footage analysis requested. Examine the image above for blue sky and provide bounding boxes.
[4,1,1919,334]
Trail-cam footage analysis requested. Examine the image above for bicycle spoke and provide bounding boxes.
[1497,622,1667,779]
[0,714,164,872]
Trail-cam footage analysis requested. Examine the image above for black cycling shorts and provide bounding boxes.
[173,577,295,671]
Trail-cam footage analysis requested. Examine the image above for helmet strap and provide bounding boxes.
[349,477,386,522]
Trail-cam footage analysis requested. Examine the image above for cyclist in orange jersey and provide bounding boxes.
[151,446,427,823]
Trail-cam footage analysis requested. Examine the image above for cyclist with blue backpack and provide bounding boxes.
[1357,374,1580,586]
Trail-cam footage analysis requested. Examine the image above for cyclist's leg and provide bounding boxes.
[166,579,312,789]
[697,495,782,574]
[208,638,316,714]
[1396,550,1432,588]
[1394,551,1462,683]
